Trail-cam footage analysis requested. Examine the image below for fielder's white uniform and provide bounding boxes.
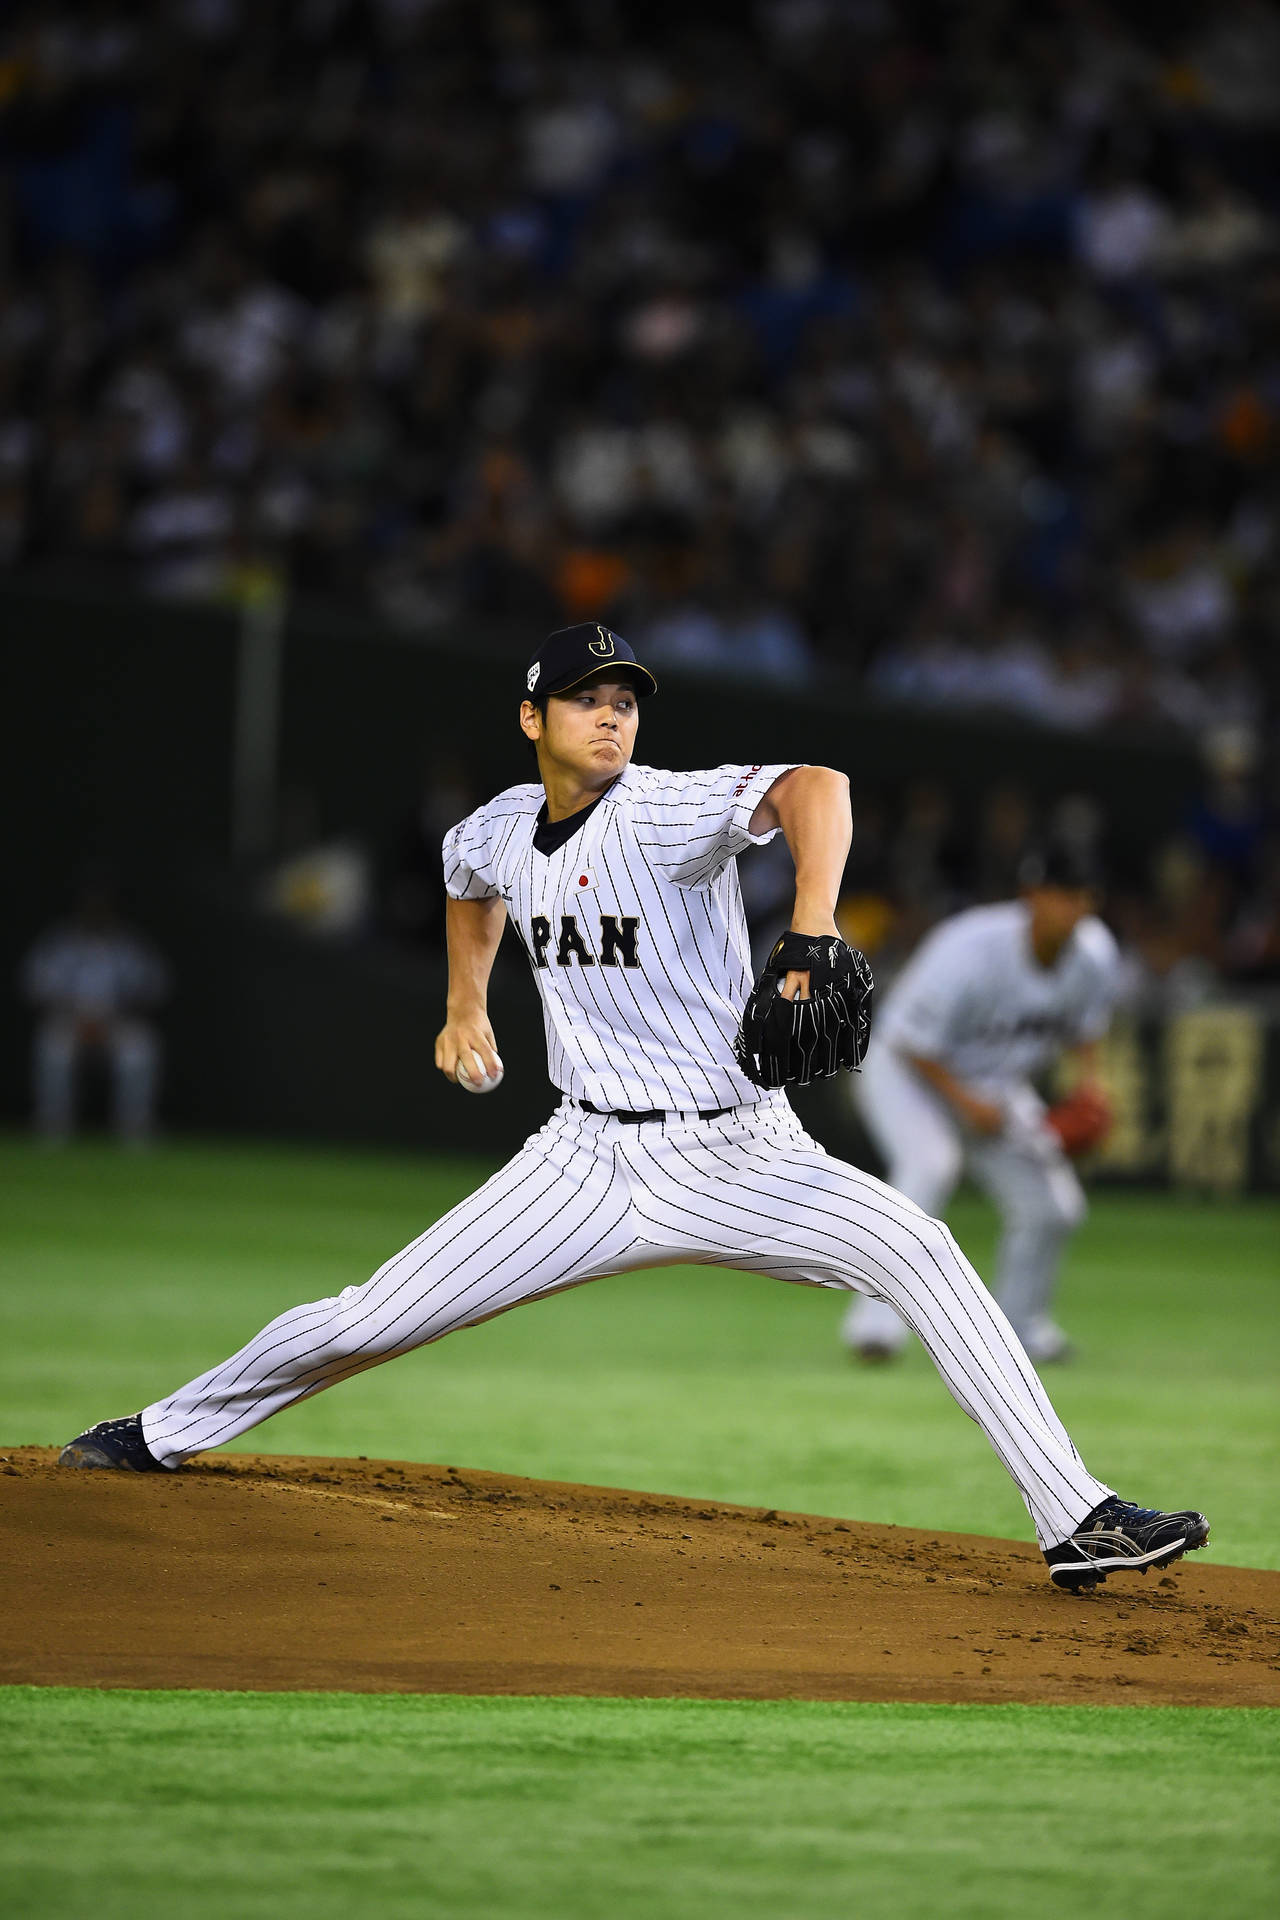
[142,764,1112,1550]
[21,925,168,1143]
[843,902,1120,1361]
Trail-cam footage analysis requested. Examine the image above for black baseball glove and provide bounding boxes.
[734,933,874,1090]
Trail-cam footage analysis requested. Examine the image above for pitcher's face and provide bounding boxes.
[520,676,640,790]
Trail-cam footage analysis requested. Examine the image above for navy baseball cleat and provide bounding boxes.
[1044,1497,1209,1592]
[59,1414,167,1471]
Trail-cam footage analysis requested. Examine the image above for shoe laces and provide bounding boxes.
[1092,1499,1161,1526]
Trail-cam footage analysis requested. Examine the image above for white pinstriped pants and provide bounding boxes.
[142,1096,1111,1548]
[844,1044,1088,1356]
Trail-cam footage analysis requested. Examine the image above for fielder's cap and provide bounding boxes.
[523,624,658,701]
[1018,842,1105,892]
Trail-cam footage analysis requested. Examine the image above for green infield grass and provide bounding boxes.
[1,1137,1275,1565]
[1,1689,1277,1920]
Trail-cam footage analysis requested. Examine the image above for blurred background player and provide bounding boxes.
[20,882,169,1146]
[842,846,1119,1367]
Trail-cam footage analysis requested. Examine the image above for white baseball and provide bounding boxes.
[455,1050,504,1094]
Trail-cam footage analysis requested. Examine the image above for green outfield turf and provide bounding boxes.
[1,1137,1276,1564]
[1,1689,1276,1920]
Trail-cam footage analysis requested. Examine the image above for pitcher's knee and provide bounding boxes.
[299,1294,404,1371]
[331,1328,370,1367]
[915,1211,963,1271]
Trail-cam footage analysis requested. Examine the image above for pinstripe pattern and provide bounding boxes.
[143,1098,1109,1547]
[139,757,1113,1556]
[844,1043,1088,1356]
[441,763,796,1113]
[144,1104,638,1461]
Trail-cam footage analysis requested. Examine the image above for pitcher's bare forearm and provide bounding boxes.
[435,895,507,1081]
[754,765,852,932]
[751,766,852,997]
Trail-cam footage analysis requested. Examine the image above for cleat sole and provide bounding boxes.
[59,1438,159,1471]
[59,1442,120,1468]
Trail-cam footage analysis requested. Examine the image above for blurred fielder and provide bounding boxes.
[21,883,169,1146]
[843,848,1118,1367]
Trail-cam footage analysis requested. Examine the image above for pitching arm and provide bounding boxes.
[435,894,507,1083]
[750,766,852,1000]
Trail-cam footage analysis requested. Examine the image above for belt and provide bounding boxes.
[578,1099,737,1124]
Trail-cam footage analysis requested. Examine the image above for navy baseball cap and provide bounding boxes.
[523,624,658,701]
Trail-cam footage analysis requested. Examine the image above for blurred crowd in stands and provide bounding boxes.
[1,0,1278,759]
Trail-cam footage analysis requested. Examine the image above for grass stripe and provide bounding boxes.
[2,1688,1277,1920]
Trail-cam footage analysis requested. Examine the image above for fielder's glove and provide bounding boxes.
[1044,1085,1114,1157]
[734,933,874,1090]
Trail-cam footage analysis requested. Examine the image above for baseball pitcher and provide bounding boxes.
[61,625,1206,1593]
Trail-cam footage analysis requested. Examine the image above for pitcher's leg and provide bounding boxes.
[143,1116,634,1464]
[681,1112,1109,1548]
[842,1046,963,1357]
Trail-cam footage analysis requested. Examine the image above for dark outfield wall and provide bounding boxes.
[5,573,1200,886]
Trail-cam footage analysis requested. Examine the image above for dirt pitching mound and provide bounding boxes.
[2,1449,1276,1706]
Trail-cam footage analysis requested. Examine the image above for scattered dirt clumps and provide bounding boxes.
[1,1449,1276,1706]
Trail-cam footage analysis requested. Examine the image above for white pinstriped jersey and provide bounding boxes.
[875,902,1120,1088]
[145,768,1115,1553]
[443,761,798,1111]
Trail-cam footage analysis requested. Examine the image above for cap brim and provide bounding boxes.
[552,661,658,698]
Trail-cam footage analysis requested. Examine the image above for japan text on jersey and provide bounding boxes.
[442,762,799,1114]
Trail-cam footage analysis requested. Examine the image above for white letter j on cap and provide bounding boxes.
[588,626,616,659]
[527,662,541,691]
